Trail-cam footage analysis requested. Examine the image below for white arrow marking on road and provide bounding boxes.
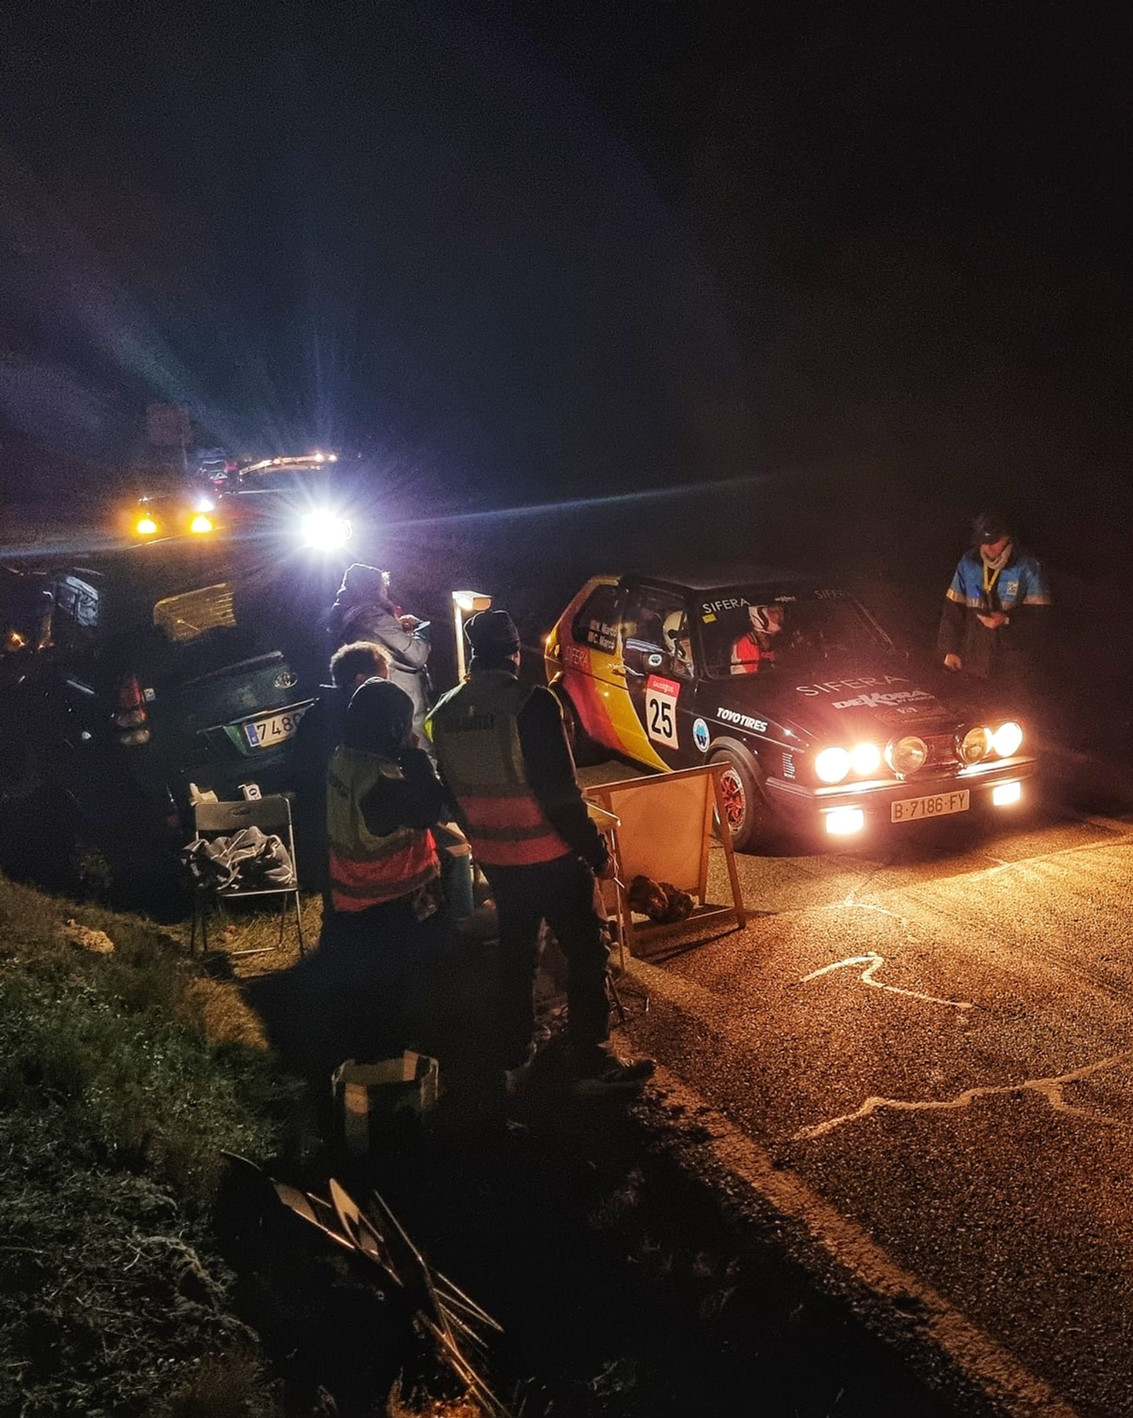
[793,1048,1133,1141]
[800,952,973,1011]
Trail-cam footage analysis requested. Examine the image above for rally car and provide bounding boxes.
[545,572,1037,851]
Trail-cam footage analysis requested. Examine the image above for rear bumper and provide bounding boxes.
[765,755,1038,834]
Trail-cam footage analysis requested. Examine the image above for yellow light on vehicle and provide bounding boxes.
[992,780,1022,807]
[135,516,158,536]
[815,746,851,784]
[886,735,929,776]
[189,514,214,534]
[3,629,26,652]
[825,806,865,834]
[959,726,993,764]
[849,742,881,775]
[992,721,1023,757]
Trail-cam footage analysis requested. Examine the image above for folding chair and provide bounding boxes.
[188,794,305,956]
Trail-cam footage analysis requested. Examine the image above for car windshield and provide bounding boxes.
[698,587,890,678]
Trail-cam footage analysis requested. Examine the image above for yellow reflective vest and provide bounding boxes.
[326,746,439,912]
[427,673,570,868]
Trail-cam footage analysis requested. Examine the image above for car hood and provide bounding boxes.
[705,653,992,744]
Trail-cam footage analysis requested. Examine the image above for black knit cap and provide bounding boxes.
[466,609,520,656]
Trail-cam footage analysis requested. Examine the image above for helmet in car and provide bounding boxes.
[663,611,687,646]
[749,604,782,635]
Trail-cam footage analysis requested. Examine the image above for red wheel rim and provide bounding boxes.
[718,767,746,830]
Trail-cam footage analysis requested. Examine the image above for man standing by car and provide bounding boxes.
[427,608,653,1093]
[937,511,1051,689]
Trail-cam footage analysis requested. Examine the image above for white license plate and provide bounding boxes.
[242,705,309,749]
[891,789,970,823]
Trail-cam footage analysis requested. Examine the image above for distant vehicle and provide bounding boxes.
[0,543,316,885]
[545,570,1037,851]
[194,447,236,487]
[218,452,356,552]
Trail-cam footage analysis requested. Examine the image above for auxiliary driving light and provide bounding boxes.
[301,511,354,551]
[135,516,158,537]
[189,514,214,534]
[825,806,865,835]
[958,726,993,764]
[992,781,1022,807]
[992,721,1024,757]
[886,734,929,776]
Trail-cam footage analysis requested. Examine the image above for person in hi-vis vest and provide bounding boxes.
[427,609,654,1092]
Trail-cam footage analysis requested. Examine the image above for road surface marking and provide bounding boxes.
[800,951,973,1011]
[792,1048,1133,1141]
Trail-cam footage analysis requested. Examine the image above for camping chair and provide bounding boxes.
[188,794,305,956]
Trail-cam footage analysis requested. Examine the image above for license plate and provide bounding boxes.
[891,789,970,823]
[242,705,309,749]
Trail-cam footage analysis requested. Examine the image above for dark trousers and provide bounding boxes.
[484,853,611,1069]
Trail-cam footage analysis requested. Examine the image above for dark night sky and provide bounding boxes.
[0,1,1131,528]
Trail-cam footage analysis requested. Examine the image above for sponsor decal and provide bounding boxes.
[831,689,935,710]
[564,644,589,669]
[692,717,711,753]
[783,751,796,780]
[644,675,681,748]
[716,706,769,733]
[795,674,910,698]
[701,595,750,620]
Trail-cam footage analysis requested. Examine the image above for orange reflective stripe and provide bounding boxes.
[329,832,439,912]
[460,793,551,828]
[469,834,568,867]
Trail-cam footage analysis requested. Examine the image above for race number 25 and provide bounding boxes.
[645,676,680,748]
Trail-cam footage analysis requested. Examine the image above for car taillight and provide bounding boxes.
[115,675,151,744]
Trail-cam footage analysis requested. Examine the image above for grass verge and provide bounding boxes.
[0,872,310,1417]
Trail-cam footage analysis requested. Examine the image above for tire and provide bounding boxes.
[711,746,773,853]
[555,688,603,767]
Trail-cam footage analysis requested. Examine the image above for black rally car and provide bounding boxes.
[544,573,1036,851]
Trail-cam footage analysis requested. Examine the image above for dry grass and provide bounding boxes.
[0,871,313,1417]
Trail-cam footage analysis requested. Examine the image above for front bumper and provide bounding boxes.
[765,754,1038,835]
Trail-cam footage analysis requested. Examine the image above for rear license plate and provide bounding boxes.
[891,789,970,823]
[242,705,309,749]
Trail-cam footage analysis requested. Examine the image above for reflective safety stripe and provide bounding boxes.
[326,746,440,912]
[428,673,572,867]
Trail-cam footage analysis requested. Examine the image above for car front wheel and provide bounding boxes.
[711,746,772,853]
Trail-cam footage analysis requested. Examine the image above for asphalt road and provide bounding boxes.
[577,755,1133,1418]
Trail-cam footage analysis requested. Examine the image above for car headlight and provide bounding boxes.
[849,742,882,776]
[992,721,1023,757]
[885,735,929,776]
[958,726,993,764]
[189,514,214,534]
[301,511,354,551]
[135,516,158,537]
[815,746,851,784]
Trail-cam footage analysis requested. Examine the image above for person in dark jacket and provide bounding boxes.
[937,511,1052,689]
[325,564,433,750]
[292,641,389,897]
[427,608,654,1091]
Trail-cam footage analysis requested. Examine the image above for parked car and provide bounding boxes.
[544,571,1037,851]
[0,542,317,890]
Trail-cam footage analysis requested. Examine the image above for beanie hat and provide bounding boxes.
[466,609,520,656]
[344,677,414,756]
